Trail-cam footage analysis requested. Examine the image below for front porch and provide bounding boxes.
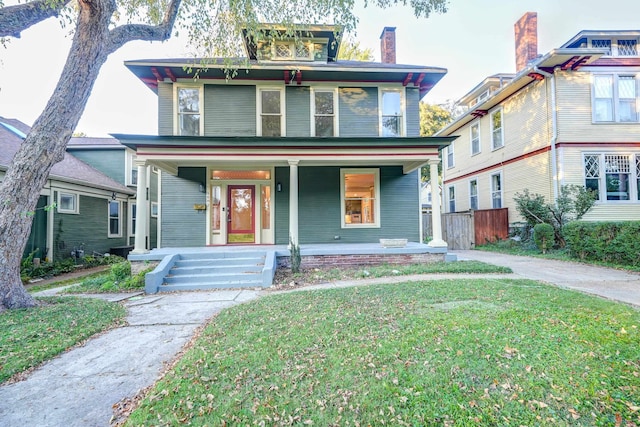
[131,242,457,293]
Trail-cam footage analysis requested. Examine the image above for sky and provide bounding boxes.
[1,0,640,137]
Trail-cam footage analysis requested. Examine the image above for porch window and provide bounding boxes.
[57,191,79,214]
[490,108,503,150]
[341,169,380,228]
[491,173,502,208]
[177,87,201,136]
[151,202,159,218]
[470,122,481,155]
[211,186,221,233]
[448,186,455,212]
[380,89,403,137]
[312,89,336,137]
[129,203,136,237]
[108,200,121,237]
[258,88,284,136]
[261,185,271,230]
[469,179,478,210]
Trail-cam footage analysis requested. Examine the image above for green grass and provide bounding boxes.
[125,279,640,426]
[0,297,126,383]
[26,270,108,294]
[477,240,640,272]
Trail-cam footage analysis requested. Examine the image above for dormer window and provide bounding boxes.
[590,38,639,57]
[258,41,326,61]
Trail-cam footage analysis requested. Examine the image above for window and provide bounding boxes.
[341,169,380,228]
[490,109,503,149]
[380,89,403,137]
[151,202,159,218]
[618,39,638,56]
[469,179,478,210]
[593,74,639,122]
[470,122,481,155]
[108,200,121,237]
[268,41,322,61]
[591,38,639,56]
[491,173,502,208]
[57,192,78,214]
[129,203,136,237]
[445,142,454,169]
[591,39,612,55]
[258,88,284,136]
[448,186,455,212]
[125,151,138,186]
[177,87,201,136]
[312,89,336,137]
[584,153,640,201]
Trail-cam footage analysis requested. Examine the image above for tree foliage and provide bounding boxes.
[419,102,453,136]
[337,36,374,61]
[0,0,449,310]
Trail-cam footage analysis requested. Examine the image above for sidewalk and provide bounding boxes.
[453,250,640,307]
[1,252,638,426]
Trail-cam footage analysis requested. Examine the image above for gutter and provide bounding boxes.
[533,66,559,202]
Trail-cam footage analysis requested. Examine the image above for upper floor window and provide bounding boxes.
[590,38,638,56]
[584,153,640,202]
[312,89,337,137]
[490,109,504,150]
[469,179,478,210]
[445,142,454,169]
[108,200,121,237]
[591,39,612,55]
[341,169,380,228]
[177,87,201,136]
[258,88,284,137]
[448,186,455,212]
[470,122,481,155]
[258,41,325,61]
[380,89,404,137]
[125,150,137,186]
[491,172,502,208]
[593,74,639,123]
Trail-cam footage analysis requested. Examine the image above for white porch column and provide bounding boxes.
[288,160,299,246]
[131,162,149,254]
[427,159,447,248]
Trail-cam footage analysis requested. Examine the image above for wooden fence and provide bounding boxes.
[422,208,509,250]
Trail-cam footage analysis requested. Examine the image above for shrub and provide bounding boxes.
[533,223,554,254]
[564,221,640,267]
[110,261,131,282]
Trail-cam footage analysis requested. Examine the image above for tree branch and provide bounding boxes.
[0,0,70,38]
[107,0,181,53]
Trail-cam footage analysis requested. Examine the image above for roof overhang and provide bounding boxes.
[437,48,606,136]
[111,135,456,176]
[124,59,447,98]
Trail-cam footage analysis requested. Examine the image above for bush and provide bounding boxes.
[564,221,640,267]
[533,223,554,254]
[110,261,131,282]
[20,252,125,283]
[73,263,153,293]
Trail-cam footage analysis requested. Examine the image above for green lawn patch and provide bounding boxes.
[0,297,126,383]
[125,279,640,426]
[61,262,152,294]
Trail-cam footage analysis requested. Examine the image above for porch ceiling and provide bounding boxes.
[113,135,455,175]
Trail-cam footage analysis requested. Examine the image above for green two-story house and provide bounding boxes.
[116,25,452,252]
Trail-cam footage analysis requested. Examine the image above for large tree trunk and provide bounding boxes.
[0,0,115,311]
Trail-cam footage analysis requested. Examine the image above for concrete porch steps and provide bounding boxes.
[145,250,276,293]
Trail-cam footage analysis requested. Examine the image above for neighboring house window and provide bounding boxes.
[584,153,639,201]
[258,88,284,137]
[341,168,380,228]
[129,203,136,237]
[470,122,481,155]
[618,39,638,56]
[469,179,478,210]
[491,173,502,208]
[490,108,504,150]
[57,191,79,214]
[446,142,454,169]
[380,89,403,137]
[177,87,201,136]
[108,200,121,237]
[593,74,639,123]
[448,186,455,212]
[151,202,159,218]
[312,89,337,137]
[591,39,612,55]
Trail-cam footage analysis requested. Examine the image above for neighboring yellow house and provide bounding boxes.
[437,12,640,225]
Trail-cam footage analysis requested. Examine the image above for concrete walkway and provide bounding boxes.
[1,252,639,426]
[453,250,640,307]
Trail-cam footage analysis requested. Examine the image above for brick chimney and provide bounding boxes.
[380,27,397,64]
[514,12,538,71]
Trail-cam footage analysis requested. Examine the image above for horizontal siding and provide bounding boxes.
[276,166,419,244]
[161,168,206,247]
[406,88,420,137]
[339,87,379,137]
[556,71,640,143]
[53,194,128,261]
[158,82,173,135]
[286,86,311,137]
[67,150,125,185]
[204,85,256,136]
[445,80,551,183]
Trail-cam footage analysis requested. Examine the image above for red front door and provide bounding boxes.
[227,185,255,243]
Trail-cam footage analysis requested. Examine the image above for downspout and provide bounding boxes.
[534,66,559,202]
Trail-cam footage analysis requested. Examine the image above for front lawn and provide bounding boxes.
[0,297,126,383]
[125,279,640,426]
